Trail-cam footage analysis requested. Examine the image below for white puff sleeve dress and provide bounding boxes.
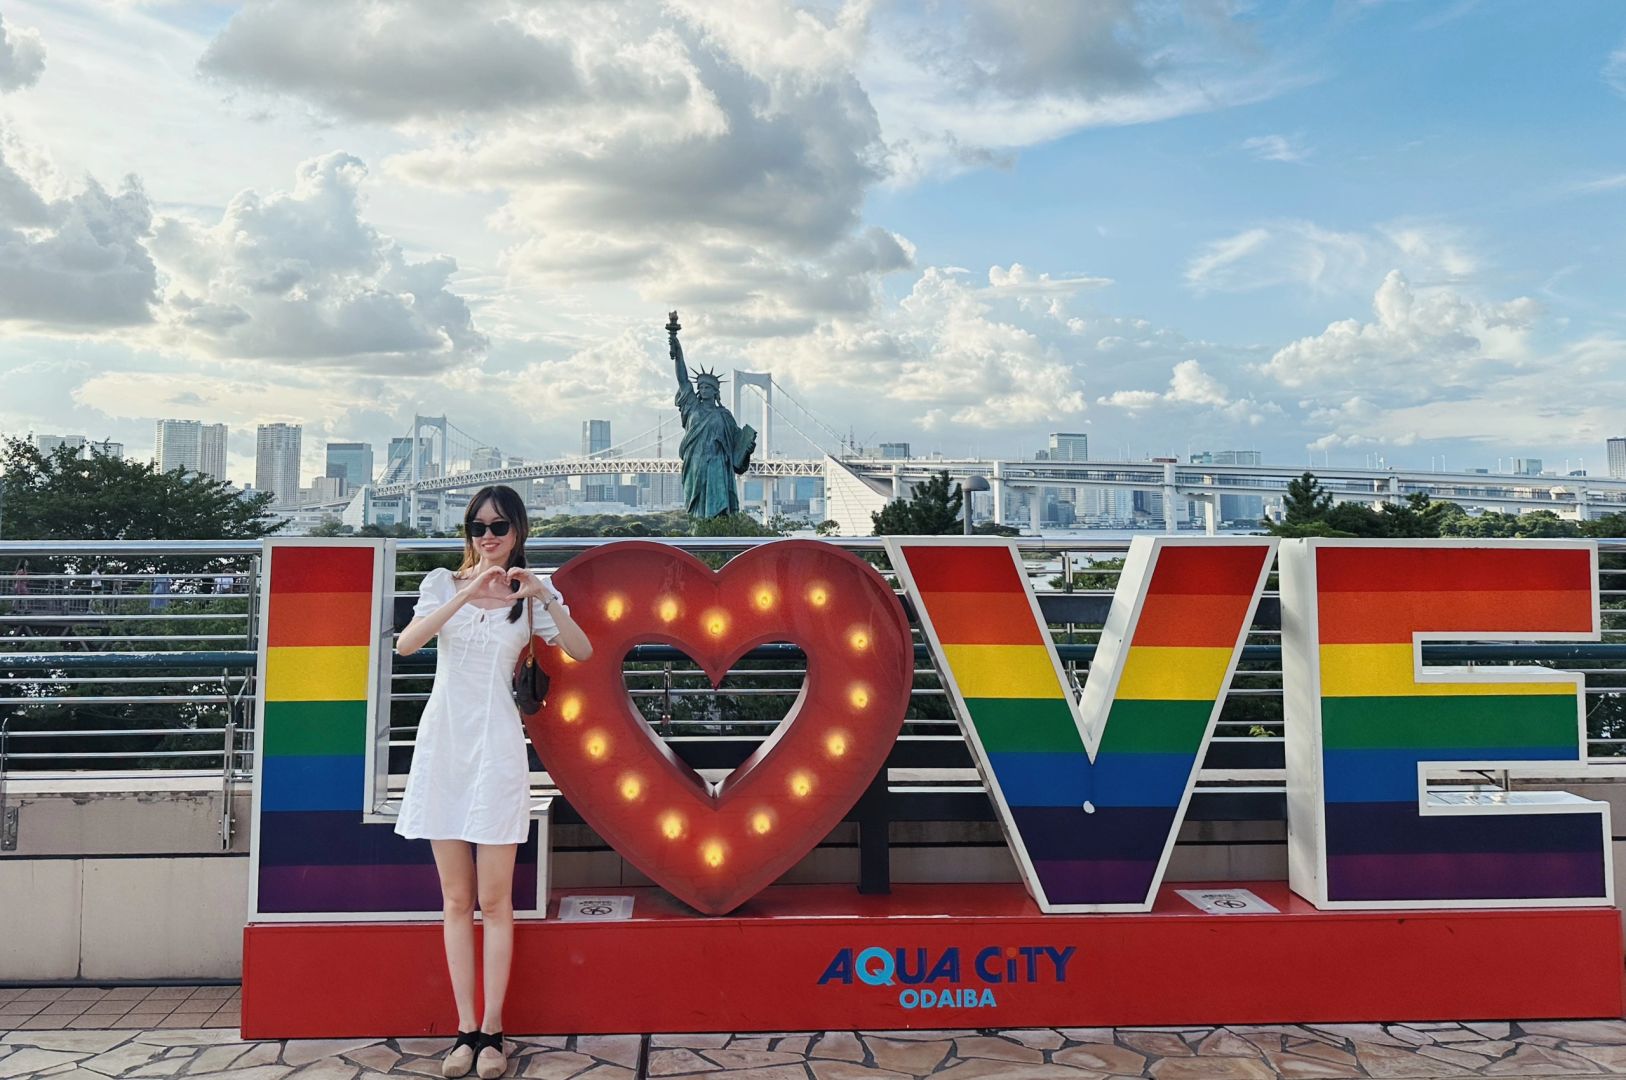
[394,567,568,845]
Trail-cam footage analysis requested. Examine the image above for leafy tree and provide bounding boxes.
[871,470,964,535]
[308,516,350,536]
[0,438,280,541]
[1280,471,1333,527]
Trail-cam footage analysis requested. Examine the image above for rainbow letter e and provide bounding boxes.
[1281,539,1611,909]
[887,536,1276,912]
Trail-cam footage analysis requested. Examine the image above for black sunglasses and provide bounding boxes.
[464,519,513,538]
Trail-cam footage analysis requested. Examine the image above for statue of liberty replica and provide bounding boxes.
[668,311,757,518]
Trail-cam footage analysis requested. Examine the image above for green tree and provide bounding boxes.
[0,438,280,541]
[1281,471,1333,526]
[871,471,964,535]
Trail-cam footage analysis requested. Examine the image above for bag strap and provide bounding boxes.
[525,593,537,665]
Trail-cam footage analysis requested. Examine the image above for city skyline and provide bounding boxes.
[3,3,1626,484]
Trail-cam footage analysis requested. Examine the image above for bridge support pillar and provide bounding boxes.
[1163,462,1179,534]
[991,463,1005,526]
[1029,488,1042,535]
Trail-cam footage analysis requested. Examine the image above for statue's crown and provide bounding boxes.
[692,365,724,388]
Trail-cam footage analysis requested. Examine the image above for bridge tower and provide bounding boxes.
[408,414,449,529]
[732,371,774,518]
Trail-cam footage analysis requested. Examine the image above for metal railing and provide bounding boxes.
[2,536,1624,795]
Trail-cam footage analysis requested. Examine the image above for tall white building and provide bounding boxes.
[1047,432,1089,462]
[1608,438,1626,479]
[256,423,303,508]
[155,420,228,481]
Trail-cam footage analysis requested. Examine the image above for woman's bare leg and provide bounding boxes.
[431,839,479,1031]
[474,842,518,1032]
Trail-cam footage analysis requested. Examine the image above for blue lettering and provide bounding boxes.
[898,988,919,1009]
[936,989,957,1008]
[926,948,960,984]
[856,947,896,986]
[979,988,996,1008]
[974,946,1003,983]
[896,948,927,985]
[1019,946,1040,981]
[818,949,853,985]
[1044,945,1075,982]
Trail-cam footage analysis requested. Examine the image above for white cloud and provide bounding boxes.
[1606,42,1626,96]
[1241,133,1309,163]
[1185,220,1477,295]
[0,124,158,330]
[148,151,485,372]
[1097,358,1278,426]
[0,13,45,92]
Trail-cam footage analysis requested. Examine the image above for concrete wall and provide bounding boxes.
[5,773,1625,982]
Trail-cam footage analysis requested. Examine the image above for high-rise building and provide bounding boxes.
[1608,438,1626,479]
[384,436,437,482]
[1512,458,1544,476]
[256,423,303,508]
[34,434,86,456]
[582,420,612,458]
[1191,450,1265,524]
[1047,433,1089,462]
[324,442,374,491]
[154,420,227,481]
[879,442,911,459]
[470,446,503,472]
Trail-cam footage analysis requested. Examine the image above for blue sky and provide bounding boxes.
[1,0,1623,483]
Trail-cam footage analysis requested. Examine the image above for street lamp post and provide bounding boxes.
[963,474,991,535]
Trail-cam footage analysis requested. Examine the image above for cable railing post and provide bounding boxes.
[221,667,237,850]
[0,717,15,851]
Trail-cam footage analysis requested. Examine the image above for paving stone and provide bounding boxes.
[30,1071,111,1080]
[136,1029,258,1048]
[1523,1035,1567,1047]
[1196,1031,1263,1058]
[0,1050,91,1079]
[16,991,68,1003]
[1417,1044,1494,1069]
[573,1035,640,1069]
[1118,1032,1192,1058]
[1286,1042,1358,1067]
[1449,1039,1515,1058]
[236,1044,288,1069]
[1386,1026,1434,1047]
[651,1035,732,1049]
[699,1049,807,1070]
[571,1068,634,1080]
[142,992,195,1003]
[1353,1042,1469,1077]
[1305,1024,1410,1048]
[2,1032,129,1053]
[1521,1020,1626,1044]
[1052,1042,1147,1074]
[859,1030,974,1041]
[281,1040,382,1067]
[128,1059,187,1077]
[520,1051,598,1079]
[1484,1044,1605,1074]
[1431,1029,1489,1044]
[1148,1059,1275,1080]
[932,1062,1100,1080]
[1004,1029,1066,1051]
[863,1036,951,1075]
[391,1058,448,1078]
[771,1037,810,1056]
[1056,1028,1117,1044]
[394,1039,454,1056]
[808,1062,914,1080]
[153,1016,219,1031]
[1464,1021,1513,1040]
[951,1036,1044,1064]
[1571,1044,1626,1072]
[509,1037,570,1050]
[341,1044,400,1073]
[1263,1050,1361,1078]
[103,989,153,1003]
[186,1043,256,1073]
[648,1048,719,1075]
[809,1033,864,1062]
[177,1067,292,1080]
[78,1041,166,1075]
[724,1038,772,1051]
[284,1061,360,1080]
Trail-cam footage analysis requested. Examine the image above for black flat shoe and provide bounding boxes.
[442,1031,481,1079]
[475,1031,507,1079]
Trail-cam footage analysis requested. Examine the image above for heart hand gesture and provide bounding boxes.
[505,567,559,606]
[458,565,515,606]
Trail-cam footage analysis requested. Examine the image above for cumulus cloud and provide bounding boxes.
[149,152,485,372]
[0,126,158,330]
[1185,220,1477,295]
[1098,358,1278,426]
[0,13,45,93]
[1259,270,1537,391]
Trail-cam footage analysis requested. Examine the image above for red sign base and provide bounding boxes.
[242,883,1624,1038]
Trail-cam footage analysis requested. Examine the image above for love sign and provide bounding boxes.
[522,540,914,914]
[248,535,1612,922]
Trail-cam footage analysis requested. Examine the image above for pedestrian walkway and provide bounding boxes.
[4,987,1626,1078]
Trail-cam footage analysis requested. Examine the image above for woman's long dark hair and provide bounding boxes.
[457,484,530,622]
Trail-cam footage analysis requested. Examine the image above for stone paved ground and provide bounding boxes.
[5,988,1626,1078]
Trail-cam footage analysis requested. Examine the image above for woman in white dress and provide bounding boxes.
[395,485,592,1079]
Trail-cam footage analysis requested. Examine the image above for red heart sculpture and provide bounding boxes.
[521,540,913,914]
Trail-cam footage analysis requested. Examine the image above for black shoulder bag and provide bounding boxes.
[513,598,551,715]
